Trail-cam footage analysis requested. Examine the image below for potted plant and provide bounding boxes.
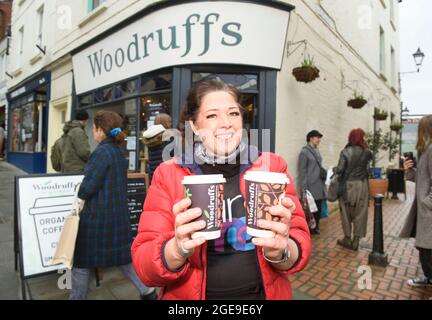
[347,91,367,109]
[373,108,388,121]
[366,129,389,197]
[292,55,320,83]
[390,122,403,132]
[383,131,401,162]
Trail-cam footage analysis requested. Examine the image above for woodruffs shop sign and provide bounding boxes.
[72,1,291,94]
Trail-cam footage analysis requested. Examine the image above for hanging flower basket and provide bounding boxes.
[347,98,367,109]
[390,123,403,132]
[292,55,320,83]
[292,65,320,83]
[373,108,388,121]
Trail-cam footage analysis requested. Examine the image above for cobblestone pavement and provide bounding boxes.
[290,181,432,300]
[2,160,432,300]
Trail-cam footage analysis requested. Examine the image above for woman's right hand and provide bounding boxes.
[402,157,414,171]
[171,198,207,260]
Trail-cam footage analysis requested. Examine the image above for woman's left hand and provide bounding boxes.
[251,197,295,260]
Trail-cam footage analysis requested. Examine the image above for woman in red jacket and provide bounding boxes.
[132,79,311,300]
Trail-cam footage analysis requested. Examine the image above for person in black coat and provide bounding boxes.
[70,110,156,300]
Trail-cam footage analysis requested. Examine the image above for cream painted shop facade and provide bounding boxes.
[6,0,400,183]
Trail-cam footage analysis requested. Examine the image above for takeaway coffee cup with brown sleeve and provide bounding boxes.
[244,171,290,238]
[181,174,226,240]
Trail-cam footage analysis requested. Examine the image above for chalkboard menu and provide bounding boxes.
[127,173,148,238]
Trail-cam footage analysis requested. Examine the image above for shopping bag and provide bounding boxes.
[301,191,316,230]
[327,173,343,202]
[51,184,84,269]
[305,190,318,213]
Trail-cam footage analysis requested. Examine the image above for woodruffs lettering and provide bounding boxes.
[87,13,242,77]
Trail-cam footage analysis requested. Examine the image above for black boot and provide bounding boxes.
[351,236,360,251]
[337,237,352,250]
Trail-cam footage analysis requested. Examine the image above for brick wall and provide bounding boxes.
[0,1,12,40]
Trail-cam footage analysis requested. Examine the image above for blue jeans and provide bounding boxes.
[69,263,153,300]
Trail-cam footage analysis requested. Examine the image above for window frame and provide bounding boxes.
[36,5,44,47]
[87,0,107,13]
[379,26,386,78]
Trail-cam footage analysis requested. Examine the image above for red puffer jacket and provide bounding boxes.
[131,152,311,300]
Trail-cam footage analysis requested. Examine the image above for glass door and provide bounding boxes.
[139,94,172,174]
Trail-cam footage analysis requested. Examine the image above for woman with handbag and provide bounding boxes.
[69,110,156,300]
[298,130,327,235]
[400,115,432,288]
[335,129,372,251]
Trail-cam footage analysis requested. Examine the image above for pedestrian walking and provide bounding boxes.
[131,79,311,300]
[400,115,432,288]
[69,110,156,300]
[142,113,172,183]
[51,110,91,173]
[335,128,372,251]
[298,130,327,235]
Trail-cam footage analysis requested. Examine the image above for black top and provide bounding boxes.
[200,162,264,300]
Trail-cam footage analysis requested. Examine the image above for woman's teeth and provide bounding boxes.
[216,133,233,140]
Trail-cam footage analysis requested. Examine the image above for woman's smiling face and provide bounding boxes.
[190,90,243,157]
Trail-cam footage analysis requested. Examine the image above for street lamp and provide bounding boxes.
[413,47,425,71]
[400,47,426,75]
[398,47,425,160]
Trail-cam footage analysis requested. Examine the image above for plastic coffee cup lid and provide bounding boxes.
[244,171,289,184]
[182,174,226,185]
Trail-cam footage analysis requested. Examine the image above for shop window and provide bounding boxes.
[94,86,113,104]
[192,73,258,91]
[139,94,172,173]
[9,109,21,152]
[85,99,138,172]
[141,73,172,92]
[114,78,138,99]
[9,96,46,153]
[192,72,259,130]
[79,94,93,107]
[140,94,171,130]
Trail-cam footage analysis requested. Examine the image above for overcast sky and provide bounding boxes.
[400,0,431,115]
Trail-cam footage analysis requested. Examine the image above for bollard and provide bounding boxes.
[368,194,388,267]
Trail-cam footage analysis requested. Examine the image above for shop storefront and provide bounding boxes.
[7,71,50,173]
[71,0,294,173]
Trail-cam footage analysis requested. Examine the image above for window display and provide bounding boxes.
[9,93,47,153]
[85,99,138,172]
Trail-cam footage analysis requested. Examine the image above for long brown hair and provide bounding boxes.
[178,79,243,137]
[416,115,432,158]
[94,111,126,145]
